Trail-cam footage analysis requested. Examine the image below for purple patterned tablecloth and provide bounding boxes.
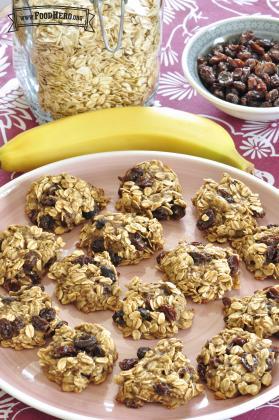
[0,1,278,419]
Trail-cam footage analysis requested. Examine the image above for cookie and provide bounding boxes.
[157,241,240,303]
[115,338,203,408]
[0,225,64,292]
[49,251,121,312]
[78,212,164,266]
[115,160,186,221]
[0,286,60,350]
[38,323,117,392]
[223,285,279,338]
[231,224,279,280]
[197,327,278,399]
[112,276,193,340]
[192,173,265,243]
[25,173,109,234]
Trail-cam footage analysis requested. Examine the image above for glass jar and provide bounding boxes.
[13,0,163,122]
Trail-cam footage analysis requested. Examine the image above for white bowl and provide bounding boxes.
[182,16,279,121]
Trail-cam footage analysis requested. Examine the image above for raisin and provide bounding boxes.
[159,305,176,322]
[218,71,233,86]
[154,383,170,396]
[89,344,105,357]
[241,354,258,372]
[171,204,186,220]
[1,296,16,304]
[103,285,111,295]
[119,358,138,371]
[29,209,38,224]
[39,215,55,231]
[266,246,279,263]
[218,188,235,203]
[188,251,212,264]
[53,345,78,359]
[12,317,25,333]
[3,279,21,292]
[39,308,56,321]
[199,66,216,85]
[270,74,279,88]
[197,363,207,382]
[232,81,246,93]
[266,89,279,102]
[255,62,276,77]
[31,315,49,331]
[0,318,14,339]
[122,167,144,183]
[137,346,151,359]
[226,337,247,354]
[250,41,265,55]
[266,355,275,371]
[124,399,141,409]
[82,208,98,220]
[23,251,39,273]
[227,255,239,276]
[41,195,56,207]
[258,38,273,50]
[240,31,255,44]
[269,46,279,63]
[197,209,216,231]
[73,334,97,351]
[226,92,239,104]
[152,207,169,221]
[210,357,221,368]
[212,88,225,99]
[222,296,231,307]
[95,219,106,229]
[112,310,125,326]
[73,255,95,266]
[100,266,116,281]
[109,251,122,266]
[266,287,279,301]
[91,238,105,252]
[129,232,147,251]
[138,307,152,321]
[156,251,166,265]
[54,320,68,330]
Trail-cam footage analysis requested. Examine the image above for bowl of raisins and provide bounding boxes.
[182,16,279,121]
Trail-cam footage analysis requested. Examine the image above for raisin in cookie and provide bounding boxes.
[115,160,186,221]
[192,173,264,243]
[157,241,240,303]
[112,276,193,340]
[0,286,60,350]
[78,212,164,266]
[197,327,278,399]
[49,251,120,312]
[231,224,279,280]
[115,338,203,408]
[38,323,117,392]
[223,286,279,338]
[0,225,64,292]
[25,173,109,234]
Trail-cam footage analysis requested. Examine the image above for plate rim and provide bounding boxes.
[0,150,278,420]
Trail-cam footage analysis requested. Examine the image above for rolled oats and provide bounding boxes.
[192,173,265,243]
[0,286,60,350]
[115,160,187,221]
[17,0,161,119]
[115,337,204,408]
[223,285,279,338]
[49,251,120,312]
[38,323,117,392]
[25,173,109,234]
[231,224,279,280]
[78,212,164,266]
[197,327,278,399]
[112,276,194,340]
[0,225,64,292]
[157,241,240,303]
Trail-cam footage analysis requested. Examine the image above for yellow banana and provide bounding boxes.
[0,107,253,173]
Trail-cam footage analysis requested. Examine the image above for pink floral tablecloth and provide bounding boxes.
[0,1,278,419]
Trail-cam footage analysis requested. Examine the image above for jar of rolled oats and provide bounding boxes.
[13,0,162,121]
